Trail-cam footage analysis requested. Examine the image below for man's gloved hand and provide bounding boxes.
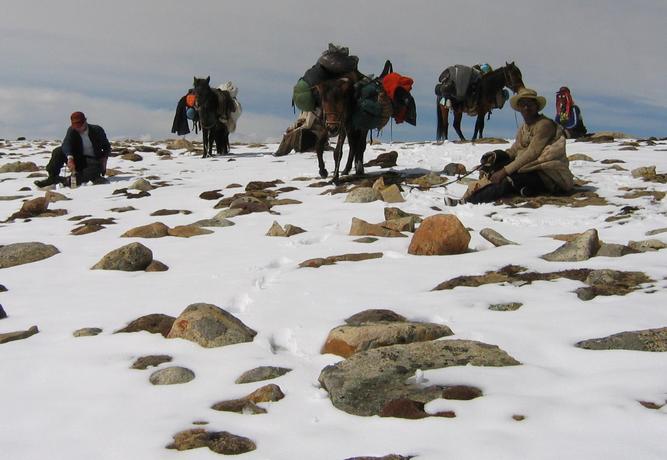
[480,151,496,166]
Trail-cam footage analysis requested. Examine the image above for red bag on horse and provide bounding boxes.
[382,72,415,124]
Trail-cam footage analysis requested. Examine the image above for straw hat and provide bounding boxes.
[510,88,547,111]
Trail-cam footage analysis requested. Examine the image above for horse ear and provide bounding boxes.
[206,76,210,83]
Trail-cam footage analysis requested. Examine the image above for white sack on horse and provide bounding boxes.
[217,81,242,133]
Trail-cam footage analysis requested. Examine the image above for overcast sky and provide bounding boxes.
[1,0,665,143]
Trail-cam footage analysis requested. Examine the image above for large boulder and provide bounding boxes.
[167,303,256,348]
[322,321,453,357]
[0,242,59,269]
[408,214,470,255]
[318,339,520,416]
[121,222,170,238]
[91,242,153,271]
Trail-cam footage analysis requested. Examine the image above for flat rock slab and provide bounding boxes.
[576,327,667,352]
[0,242,60,269]
[166,429,256,455]
[0,325,39,344]
[322,321,453,357]
[235,366,292,384]
[318,339,520,416]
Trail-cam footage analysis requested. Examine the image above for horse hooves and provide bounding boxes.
[319,169,328,179]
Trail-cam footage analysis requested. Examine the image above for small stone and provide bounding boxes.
[480,228,517,247]
[235,366,292,384]
[149,366,195,385]
[73,327,102,337]
[131,355,173,370]
[353,237,378,243]
[488,302,523,311]
[145,260,169,272]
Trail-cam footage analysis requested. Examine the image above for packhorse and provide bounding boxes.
[436,62,524,141]
[312,60,399,182]
[192,76,234,158]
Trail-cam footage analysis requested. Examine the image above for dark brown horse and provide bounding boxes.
[436,62,524,141]
[193,76,234,158]
[311,73,368,182]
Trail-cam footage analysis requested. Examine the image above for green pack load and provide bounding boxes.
[293,78,315,112]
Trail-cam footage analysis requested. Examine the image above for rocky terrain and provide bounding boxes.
[1,134,666,459]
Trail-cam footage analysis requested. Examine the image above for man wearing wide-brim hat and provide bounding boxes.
[451,87,574,204]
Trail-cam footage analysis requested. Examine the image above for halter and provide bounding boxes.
[503,65,523,93]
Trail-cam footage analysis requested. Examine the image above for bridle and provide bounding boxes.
[503,65,524,93]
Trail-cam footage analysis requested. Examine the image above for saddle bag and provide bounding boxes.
[293,78,316,112]
[351,79,391,131]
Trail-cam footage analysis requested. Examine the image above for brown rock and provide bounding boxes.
[299,252,383,268]
[131,355,173,370]
[20,197,49,215]
[121,222,170,238]
[442,385,483,400]
[0,325,39,344]
[380,184,405,203]
[116,313,176,337]
[379,398,428,419]
[345,309,407,325]
[245,384,285,403]
[349,217,406,238]
[211,399,266,414]
[408,214,470,255]
[145,260,169,272]
[71,224,105,235]
[168,225,213,238]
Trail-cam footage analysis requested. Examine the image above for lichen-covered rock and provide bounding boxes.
[318,339,520,416]
[91,242,153,271]
[576,327,667,352]
[167,225,213,238]
[149,366,195,385]
[167,303,256,348]
[166,429,256,455]
[0,242,60,269]
[345,187,382,203]
[235,366,292,384]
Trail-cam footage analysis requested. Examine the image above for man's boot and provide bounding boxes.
[34,175,62,188]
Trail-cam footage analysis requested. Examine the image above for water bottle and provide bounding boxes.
[70,173,77,189]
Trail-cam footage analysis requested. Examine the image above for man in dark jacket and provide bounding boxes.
[35,111,111,187]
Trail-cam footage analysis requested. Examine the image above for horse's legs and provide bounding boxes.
[453,110,466,141]
[316,136,329,178]
[436,104,449,142]
[202,129,209,158]
[473,112,485,140]
[351,130,367,176]
[332,131,347,183]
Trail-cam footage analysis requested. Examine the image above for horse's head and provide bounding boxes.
[193,76,211,99]
[313,77,355,137]
[504,62,524,93]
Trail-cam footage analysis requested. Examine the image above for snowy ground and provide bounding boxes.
[1,136,666,459]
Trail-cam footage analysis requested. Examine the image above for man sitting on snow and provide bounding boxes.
[447,88,574,205]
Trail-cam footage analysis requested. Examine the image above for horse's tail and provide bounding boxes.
[436,96,445,142]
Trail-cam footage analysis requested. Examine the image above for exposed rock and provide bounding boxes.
[576,327,667,352]
[168,225,213,238]
[131,355,172,370]
[128,178,154,191]
[0,242,59,269]
[166,429,256,455]
[115,313,176,337]
[345,309,407,325]
[349,217,406,238]
[210,399,266,415]
[229,196,271,214]
[246,179,284,191]
[364,151,398,168]
[121,222,170,238]
[379,217,417,232]
[299,252,383,268]
[199,190,223,200]
[489,302,523,311]
[541,229,600,261]
[145,260,169,272]
[568,154,595,162]
[384,207,422,222]
[149,366,195,385]
[71,223,105,235]
[121,152,143,162]
[91,242,153,271]
[150,209,191,216]
[442,385,483,400]
[235,366,292,384]
[0,305,6,319]
[646,227,667,236]
[480,228,517,246]
[191,217,235,228]
[265,221,306,237]
[322,321,453,357]
[345,187,382,203]
[596,243,639,257]
[379,184,405,203]
[245,383,285,403]
[20,196,49,215]
[353,237,378,244]
[628,239,667,252]
[165,138,195,151]
[498,188,609,208]
[0,161,39,173]
[109,206,137,213]
[167,303,256,348]
[73,328,102,337]
[408,214,470,255]
[379,398,428,419]
[408,171,446,188]
[318,339,520,416]
[442,163,467,176]
[44,191,69,202]
[0,325,39,344]
[631,166,656,179]
[345,455,413,460]
[212,208,244,219]
[268,198,303,206]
